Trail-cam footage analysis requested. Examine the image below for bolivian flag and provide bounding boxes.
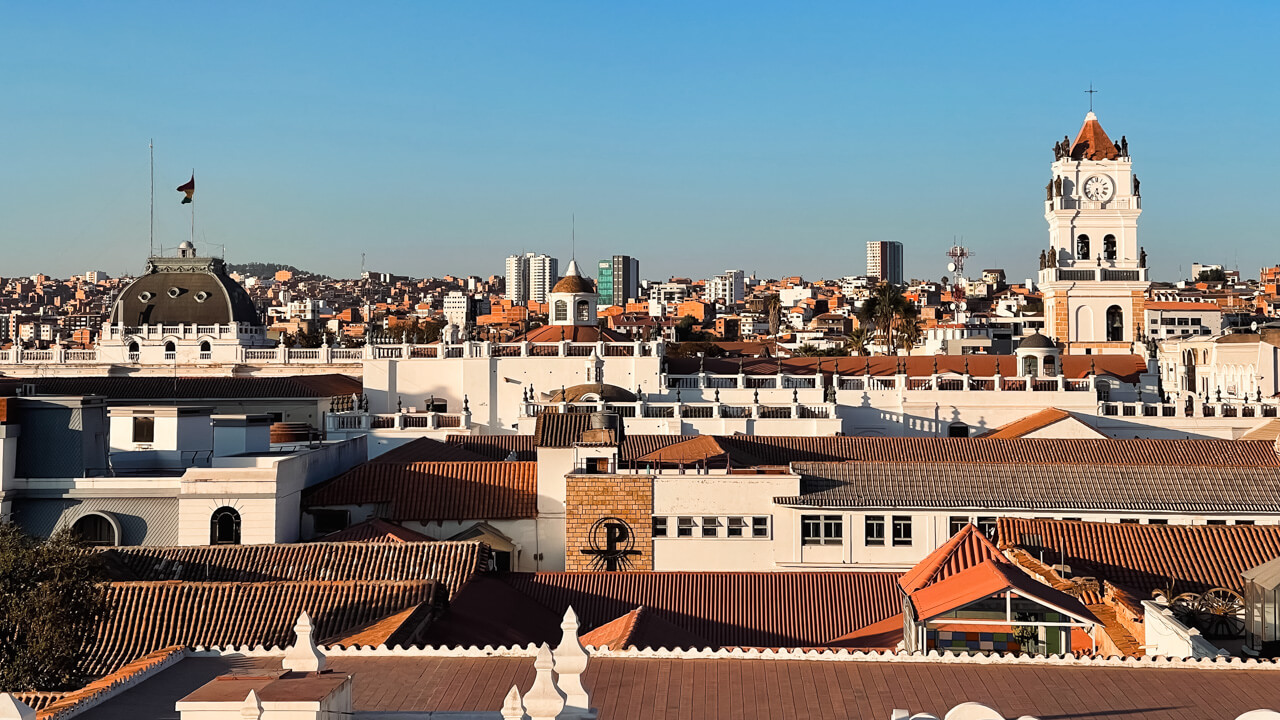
[177,174,195,204]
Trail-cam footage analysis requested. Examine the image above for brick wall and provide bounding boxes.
[565,474,654,572]
[1131,290,1147,341]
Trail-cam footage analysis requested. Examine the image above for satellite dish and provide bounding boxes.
[947,262,957,273]
[960,301,968,311]
[1252,321,1259,332]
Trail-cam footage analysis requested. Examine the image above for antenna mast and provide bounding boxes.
[149,139,154,257]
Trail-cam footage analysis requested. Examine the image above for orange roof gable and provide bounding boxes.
[911,559,1099,624]
[898,524,1005,595]
[977,407,1105,439]
[1070,112,1120,161]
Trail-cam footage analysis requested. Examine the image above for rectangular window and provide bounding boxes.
[802,514,843,546]
[1207,519,1228,526]
[892,516,913,546]
[865,515,885,546]
[652,517,667,538]
[727,516,745,538]
[132,415,155,444]
[1147,518,1168,525]
[701,516,719,538]
[1119,518,1139,524]
[752,516,769,538]
[677,517,694,537]
[310,509,349,535]
[1061,517,1082,522]
[949,516,969,537]
[976,517,997,539]
[1236,520,1256,526]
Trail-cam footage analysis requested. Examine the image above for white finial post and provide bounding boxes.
[522,644,566,720]
[240,690,263,720]
[554,606,590,715]
[501,686,527,720]
[0,695,36,720]
[282,611,326,673]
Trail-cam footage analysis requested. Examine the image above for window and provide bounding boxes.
[677,517,694,537]
[652,517,667,537]
[1061,517,1081,522]
[949,516,970,537]
[1147,519,1168,525]
[1106,305,1124,342]
[132,415,155,444]
[1043,355,1056,377]
[1207,519,1228,526]
[72,514,117,547]
[554,300,568,322]
[976,517,997,539]
[1103,234,1116,261]
[1236,520,1256,526]
[1119,518,1139,524]
[802,514,843,546]
[727,516,745,538]
[701,516,719,538]
[948,422,969,437]
[1076,234,1090,259]
[311,509,349,535]
[199,340,211,352]
[210,507,242,545]
[751,516,769,538]
[892,516,913,546]
[164,340,176,352]
[865,515,885,546]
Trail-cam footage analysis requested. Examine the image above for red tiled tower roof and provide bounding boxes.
[1070,111,1120,161]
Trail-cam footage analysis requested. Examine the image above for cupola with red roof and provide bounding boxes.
[548,259,599,327]
[1070,111,1121,161]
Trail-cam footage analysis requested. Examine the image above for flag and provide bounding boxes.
[177,174,195,204]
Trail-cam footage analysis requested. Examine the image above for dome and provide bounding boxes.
[109,254,260,327]
[550,258,596,295]
[1018,332,1056,350]
[550,383,638,403]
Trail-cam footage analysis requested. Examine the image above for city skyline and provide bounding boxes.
[2,3,1278,283]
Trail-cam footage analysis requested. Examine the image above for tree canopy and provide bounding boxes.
[0,525,109,691]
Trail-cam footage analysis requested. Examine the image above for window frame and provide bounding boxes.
[132,415,156,444]
[892,515,913,547]
[676,516,695,538]
[802,514,843,546]
[865,515,885,547]
[701,516,719,538]
[652,517,668,538]
[727,516,745,538]
[751,516,770,539]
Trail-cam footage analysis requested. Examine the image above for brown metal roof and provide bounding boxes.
[373,437,496,463]
[533,411,593,447]
[303,462,538,521]
[98,541,486,597]
[783,461,1280,513]
[997,518,1280,597]
[445,433,538,461]
[86,580,442,677]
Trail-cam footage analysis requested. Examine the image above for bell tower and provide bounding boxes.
[1038,111,1149,354]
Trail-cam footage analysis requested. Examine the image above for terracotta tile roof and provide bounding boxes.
[317,518,436,543]
[372,437,496,463]
[997,518,1280,597]
[98,541,486,597]
[824,613,905,649]
[753,437,1279,467]
[1070,112,1120,161]
[445,434,537,461]
[631,435,765,467]
[578,606,713,650]
[1241,419,1280,441]
[619,434,697,462]
[898,524,1006,594]
[23,374,361,400]
[784,460,1280,512]
[86,580,442,677]
[324,602,438,648]
[533,411,594,447]
[666,354,1149,383]
[430,571,903,649]
[81,653,1280,720]
[32,647,184,719]
[303,461,538,521]
[910,560,1099,624]
[976,408,1105,439]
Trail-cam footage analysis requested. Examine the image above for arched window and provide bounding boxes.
[948,422,969,438]
[1106,305,1124,342]
[210,507,241,545]
[1103,234,1117,261]
[1096,379,1112,402]
[72,514,117,547]
[164,340,176,353]
[127,341,140,353]
[554,300,568,322]
[1043,355,1057,377]
[575,300,590,322]
[1022,355,1038,377]
[1076,234,1090,259]
[199,340,211,352]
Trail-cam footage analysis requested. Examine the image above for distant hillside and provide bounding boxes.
[226,262,304,277]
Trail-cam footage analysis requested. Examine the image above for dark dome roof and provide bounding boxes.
[1018,332,1056,350]
[552,274,596,294]
[550,383,638,403]
[109,255,260,327]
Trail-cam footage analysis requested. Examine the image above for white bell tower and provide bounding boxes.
[1038,111,1150,354]
[548,259,598,327]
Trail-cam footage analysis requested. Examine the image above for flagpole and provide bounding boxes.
[149,140,154,257]
[190,169,195,248]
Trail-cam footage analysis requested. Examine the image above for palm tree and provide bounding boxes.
[895,315,923,353]
[846,326,869,356]
[857,282,915,355]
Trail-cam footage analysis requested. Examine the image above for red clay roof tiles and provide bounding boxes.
[898,524,1006,594]
[303,461,538,521]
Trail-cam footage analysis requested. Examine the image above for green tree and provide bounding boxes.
[1197,268,1227,283]
[0,526,109,691]
[846,327,870,356]
[857,283,917,355]
[895,315,924,352]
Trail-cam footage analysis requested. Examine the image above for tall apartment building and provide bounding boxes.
[504,253,559,305]
[707,269,746,306]
[597,255,640,307]
[866,241,904,285]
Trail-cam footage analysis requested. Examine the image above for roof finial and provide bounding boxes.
[282,611,326,672]
[1085,82,1098,113]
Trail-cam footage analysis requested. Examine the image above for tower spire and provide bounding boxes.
[1085,82,1098,112]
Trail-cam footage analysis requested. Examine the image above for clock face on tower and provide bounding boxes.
[1083,175,1114,201]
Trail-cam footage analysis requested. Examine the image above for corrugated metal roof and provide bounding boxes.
[445,434,538,461]
[997,518,1280,597]
[783,462,1280,512]
[317,518,437,543]
[99,541,486,597]
[303,462,538,521]
[86,580,441,677]
[533,412,594,447]
[374,437,496,463]
[898,524,1005,594]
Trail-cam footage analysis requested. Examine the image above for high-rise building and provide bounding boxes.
[1038,111,1148,354]
[866,241,904,285]
[597,255,640,307]
[504,253,559,305]
[707,269,746,306]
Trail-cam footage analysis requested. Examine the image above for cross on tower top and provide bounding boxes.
[1085,83,1098,112]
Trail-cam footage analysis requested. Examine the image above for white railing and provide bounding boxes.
[324,410,470,433]
[521,400,838,421]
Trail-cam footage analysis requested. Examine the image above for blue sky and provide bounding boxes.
[1,2,1277,284]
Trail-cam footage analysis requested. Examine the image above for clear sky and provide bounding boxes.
[2,2,1277,284]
